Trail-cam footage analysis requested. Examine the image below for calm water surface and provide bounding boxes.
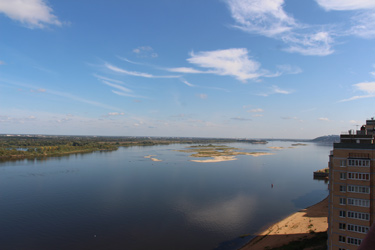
[0,141,330,250]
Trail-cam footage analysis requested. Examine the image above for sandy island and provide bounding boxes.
[190,152,273,163]
[190,156,237,163]
[144,155,162,162]
[268,146,285,150]
[178,145,273,163]
[242,197,328,250]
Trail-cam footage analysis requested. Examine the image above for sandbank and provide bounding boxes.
[190,156,237,163]
[268,147,285,150]
[144,155,156,158]
[242,197,328,250]
[150,158,162,162]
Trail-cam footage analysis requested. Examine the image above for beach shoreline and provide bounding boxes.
[241,196,328,250]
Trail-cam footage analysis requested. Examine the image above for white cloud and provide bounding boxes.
[355,82,375,93]
[105,62,179,78]
[224,0,335,56]
[111,90,146,99]
[282,31,334,56]
[318,117,330,121]
[248,108,264,113]
[93,74,125,84]
[187,48,264,82]
[108,112,125,116]
[340,82,375,102]
[102,80,132,93]
[271,85,292,94]
[180,79,194,87]
[167,67,205,74]
[259,85,292,96]
[349,11,375,38]
[252,114,263,117]
[226,0,297,37]
[0,0,62,29]
[315,0,375,11]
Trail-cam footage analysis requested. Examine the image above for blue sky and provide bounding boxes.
[1,0,375,138]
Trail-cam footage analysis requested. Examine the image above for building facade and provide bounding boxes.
[328,119,375,249]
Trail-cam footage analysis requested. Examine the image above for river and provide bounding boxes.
[0,141,330,250]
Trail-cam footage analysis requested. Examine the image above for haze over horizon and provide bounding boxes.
[1,0,375,139]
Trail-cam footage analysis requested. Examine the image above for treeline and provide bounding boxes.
[0,135,267,160]
[0,136,119,159]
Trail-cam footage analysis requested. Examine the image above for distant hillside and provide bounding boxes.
[311,135,340,144]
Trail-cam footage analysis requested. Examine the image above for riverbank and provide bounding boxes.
[241,196,328,250]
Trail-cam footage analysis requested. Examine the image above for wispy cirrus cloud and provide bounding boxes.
[94,73,147,98]
[94,74,126,84]
[348,11,375,38]
[259,85,293,96]
[180,79,195,87]
[224,0,375,56]
[339,82,375,102]
[167,67,206,74]
[226,0,298,36]
[102,80,132,93]
[105,62,179,79]
[0,0,63,29]
[315,0,375,11]
[1,78,120,111]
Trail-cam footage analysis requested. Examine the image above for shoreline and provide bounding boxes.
[241,196,328,250]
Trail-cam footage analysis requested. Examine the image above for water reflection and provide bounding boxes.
[176,194,257,233]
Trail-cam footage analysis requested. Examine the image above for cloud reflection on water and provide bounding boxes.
[176,194,257,233]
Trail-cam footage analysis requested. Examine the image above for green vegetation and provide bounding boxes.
[0,135,119,160]
[0,135,268,161]
[266,231,327,250]
[180,145,239,157]
[178,144,272,159]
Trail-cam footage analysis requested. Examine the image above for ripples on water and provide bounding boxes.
[0,142,330,250]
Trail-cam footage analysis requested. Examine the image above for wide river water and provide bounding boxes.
[0,141,330,250]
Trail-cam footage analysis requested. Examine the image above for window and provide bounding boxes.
[340,172,347,179]
[347,211,369,221]
[340,198,346,205]
[347,172,370,181]
[347,185,370,194]
[347,224,369,234]
[340,185,346,192]
[339,223,346,230]
[340,160,347,167]
[347,198,370,207]
[339,210,346,218]
[347,237,362,246]
[348,159,370,167]
[339,235,346,243]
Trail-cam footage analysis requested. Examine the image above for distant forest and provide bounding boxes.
[0,135,266,160]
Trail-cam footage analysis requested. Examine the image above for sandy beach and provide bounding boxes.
[242,197,328,250]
